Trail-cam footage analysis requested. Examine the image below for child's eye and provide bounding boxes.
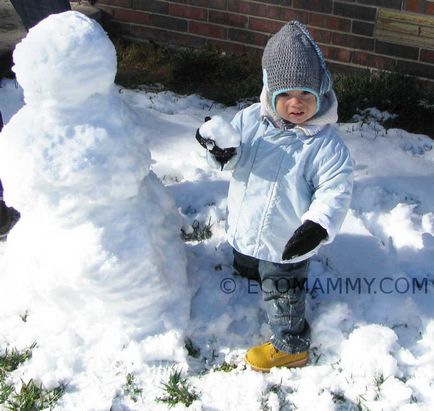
[301,91,310,95]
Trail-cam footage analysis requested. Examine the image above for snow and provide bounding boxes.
[352,107,398,124]
[13,10,117,108]
[198,115,241,148]
[0,12,189,409]
[0,10,434,411]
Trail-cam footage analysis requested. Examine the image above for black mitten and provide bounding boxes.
[0,200,21,241]
[195,117,237,169]
[282,220,328,260]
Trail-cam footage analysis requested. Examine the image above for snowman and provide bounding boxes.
[0,9,190,391]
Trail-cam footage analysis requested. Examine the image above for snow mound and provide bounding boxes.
[341,324,399,381]
[0,11,190,408]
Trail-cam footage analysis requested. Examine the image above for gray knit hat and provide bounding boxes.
[262,21,332,115]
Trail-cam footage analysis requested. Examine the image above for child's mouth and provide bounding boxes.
[290,112,304,117]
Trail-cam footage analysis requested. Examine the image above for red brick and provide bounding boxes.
[254,0,292,5]
[397,59,434,79]
[228,0,267,17]
[352,51,396,70]
[310,27,332,44]
[189,22,227,39]
[309,13,351,32]
[352,51,369,66]
[293,0,333,13]
[375,41,419,60]
[113,8,150,24]
[167,0,225,9]
[98,0,132,7]
[427,1,434,14]
[209,10,248,28]
[249,18,284,33]
[228,28,269,47]
[337,48,352,63]
[332,32,375,51]
[352,21,375,37]
[359,0,401,8]
[267,6,308,23]
[149,14,188,31]
[321,45,331,59]
[367,54,397,70]
[322,45,352,63]
[169,0,207,5]
[169,4,207,21]
[421,49,434,64]
[266,5,286,20]
[404,0,426,13]
[132,0,168,14]
[209,0,226,9]
[98,5,116,17]
[333,1,377,21]
[129,25,168,43]
[166,31,207,48]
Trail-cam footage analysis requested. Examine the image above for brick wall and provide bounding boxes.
[96,0,434,82]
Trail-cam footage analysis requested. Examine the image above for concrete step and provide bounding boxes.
[0,1,101,78]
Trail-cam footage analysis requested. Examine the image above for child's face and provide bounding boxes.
[275,90,317,124]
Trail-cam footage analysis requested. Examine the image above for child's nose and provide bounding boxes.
[288,96,303,106]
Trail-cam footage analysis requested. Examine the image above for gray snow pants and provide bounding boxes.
[233,249,311,354]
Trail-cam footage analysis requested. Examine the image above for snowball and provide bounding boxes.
[199,115,241,148]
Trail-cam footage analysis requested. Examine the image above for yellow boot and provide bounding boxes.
[245,342,308,372]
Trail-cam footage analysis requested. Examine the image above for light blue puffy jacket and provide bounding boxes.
[207,93,353,263]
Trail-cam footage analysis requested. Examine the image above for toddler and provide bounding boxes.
[196,21,353,371]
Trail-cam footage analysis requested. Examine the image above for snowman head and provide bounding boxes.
[13,11,117,108]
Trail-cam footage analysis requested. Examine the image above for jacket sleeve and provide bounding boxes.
[302,141,353,244]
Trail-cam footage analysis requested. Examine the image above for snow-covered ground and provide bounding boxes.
[1,77,433,411]
[0,12,433,410]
